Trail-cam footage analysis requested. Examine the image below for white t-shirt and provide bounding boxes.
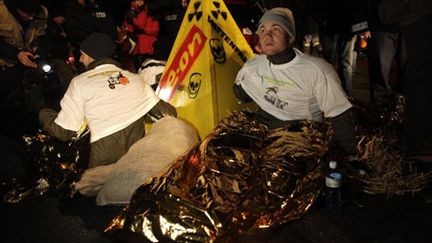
[138,59,165,88]
[55,64,160,142]
[235,49,352,121]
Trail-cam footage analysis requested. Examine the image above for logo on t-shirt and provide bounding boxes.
[264,86,288,110]
[107,72,129,89]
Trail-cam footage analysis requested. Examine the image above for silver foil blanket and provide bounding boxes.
[105,111,331,242]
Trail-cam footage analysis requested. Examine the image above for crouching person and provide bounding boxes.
[39,32,176,168]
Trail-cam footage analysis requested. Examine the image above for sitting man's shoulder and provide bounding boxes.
[243,54,267,67]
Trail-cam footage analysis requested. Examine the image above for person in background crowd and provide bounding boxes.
[312,0,370,96]
[148,0,188,55]
[64,0,118,67]
[294,0,322,57]
[233,7,357,159]
[0,0,50,137]
[41,0,69,27]
[38,33,177,168]
[122,0,159,70]
[97,0,130,26]
[396,0,432,175]
[367,0,406,102]
[224,0,263,54]
[39,0,74,91]
[0,0,48,69]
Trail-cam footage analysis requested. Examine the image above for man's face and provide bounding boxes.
[79,51,94,68]
[257,21,292,56]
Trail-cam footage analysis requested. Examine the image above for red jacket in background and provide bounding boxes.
[123,6,159,55]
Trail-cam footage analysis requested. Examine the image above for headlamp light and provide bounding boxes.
[32,56,53,73]
[38,60,52,73]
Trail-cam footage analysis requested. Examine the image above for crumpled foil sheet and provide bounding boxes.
[350,94,432,196]
[105,111,331,242]
[2,129,89,203]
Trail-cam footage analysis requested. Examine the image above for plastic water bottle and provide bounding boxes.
[325,160,342,211]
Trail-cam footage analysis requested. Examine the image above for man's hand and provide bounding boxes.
[17,51,37,68]
[53,16,65,25]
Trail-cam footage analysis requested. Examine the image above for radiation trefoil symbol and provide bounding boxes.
[211,1,227,20]
[188,1,203,22]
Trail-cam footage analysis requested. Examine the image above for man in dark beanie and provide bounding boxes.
[80,32,116,60]
[78,32,117,69]
[64,0,118,63]
[39,32,177,172]
[234,7,359,163]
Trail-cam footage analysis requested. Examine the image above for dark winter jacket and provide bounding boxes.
[0,0,48,66]
[368,0,432,32]
[64,1,117,48]
[311,0,369,35]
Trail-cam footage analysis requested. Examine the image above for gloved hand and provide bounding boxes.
[148,99,177,121]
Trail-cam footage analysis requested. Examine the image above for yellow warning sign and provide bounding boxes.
[157,0,255,138]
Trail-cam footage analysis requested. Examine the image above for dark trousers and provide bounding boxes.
[89,116,146,168]
[401,14,432,156]
[367,31,406,101]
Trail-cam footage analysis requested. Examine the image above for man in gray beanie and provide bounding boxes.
[39,32,177,170]
[258,7,296,42]
[234,7,360,164]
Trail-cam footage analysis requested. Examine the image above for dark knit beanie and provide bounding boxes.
[80,33,116,59]
[16,0,41,14]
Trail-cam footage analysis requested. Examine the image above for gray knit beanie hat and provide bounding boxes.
[258,7,296,40]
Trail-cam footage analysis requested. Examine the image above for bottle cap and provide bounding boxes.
[329,160,337,169]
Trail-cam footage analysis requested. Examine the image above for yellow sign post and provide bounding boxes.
[157,0,255,139]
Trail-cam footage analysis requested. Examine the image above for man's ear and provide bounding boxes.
[286,35,295,46]
[285,34,294,47]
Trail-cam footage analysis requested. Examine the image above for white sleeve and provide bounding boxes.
[235,66,246,86]
[55,79,86,131]
[314,64,352,118]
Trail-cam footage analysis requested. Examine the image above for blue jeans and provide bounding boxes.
[367,31,406,101]
[339,35,357,96]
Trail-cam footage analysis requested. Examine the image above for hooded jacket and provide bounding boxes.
[0,0,48,67]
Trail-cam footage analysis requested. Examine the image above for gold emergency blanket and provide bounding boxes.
[2,130,89,203]
[105,111,331,242]
[350,95,432,196]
